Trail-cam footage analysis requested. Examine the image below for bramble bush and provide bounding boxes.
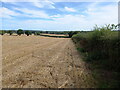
[72,24,120,71]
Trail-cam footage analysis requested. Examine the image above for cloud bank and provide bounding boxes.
[1,1,118,31]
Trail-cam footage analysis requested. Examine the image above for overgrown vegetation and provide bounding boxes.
[72,24,120,88]
[72,24,119,71]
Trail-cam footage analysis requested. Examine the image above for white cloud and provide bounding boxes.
[1,0,55,9]
[14,8,50,18]
[50,14,61,18]
[32,0,55,9]
[2,14,87,30]
[0,7,50,19]
[33,2,44,8]
[0,7,20,18]
[64,7,76,12]
[84,3,118,26]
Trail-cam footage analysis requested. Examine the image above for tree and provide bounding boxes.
[31,31,36,35]
[17,29,24,36]
[68,31,80,38]
[25,30,32,36]
[7,30,13,35]
[117,23,120,29]
[35,32,41,35]
[46,31,48,34]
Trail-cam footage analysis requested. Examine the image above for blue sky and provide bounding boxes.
[0,0,118,31]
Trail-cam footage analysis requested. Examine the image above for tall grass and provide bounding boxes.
[72,25,120,71]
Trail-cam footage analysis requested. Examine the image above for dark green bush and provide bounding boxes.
[68,31,80,38]
[25,30,32,36]
[17,29,24,36]
[7,30,13,35]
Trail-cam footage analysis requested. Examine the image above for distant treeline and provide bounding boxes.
[0,24,119,38]
[0,29,69,35]
[0,29,82,38]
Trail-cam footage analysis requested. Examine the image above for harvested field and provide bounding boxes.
[2,35,96,88]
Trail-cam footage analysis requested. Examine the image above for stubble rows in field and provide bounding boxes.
[2,35,96,88]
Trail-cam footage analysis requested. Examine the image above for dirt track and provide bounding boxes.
[2,35,96,88]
